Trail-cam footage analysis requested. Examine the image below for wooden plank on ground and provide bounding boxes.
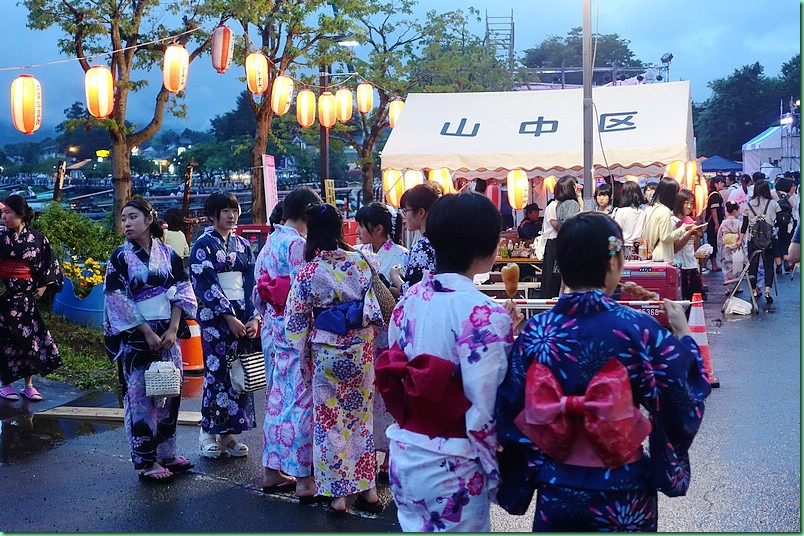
[38,406,201,426]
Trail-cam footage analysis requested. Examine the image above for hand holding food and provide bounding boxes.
[501,262,520,299]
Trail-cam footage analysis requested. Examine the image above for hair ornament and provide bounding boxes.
[319,205,328,217]
[608,235,623,257]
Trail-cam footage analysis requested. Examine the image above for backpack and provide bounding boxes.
[776,193,793,230]
[747,199,773,249]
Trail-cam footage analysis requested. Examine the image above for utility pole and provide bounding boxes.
[582,0,593,207]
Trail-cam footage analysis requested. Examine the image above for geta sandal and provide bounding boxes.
[354,494,384,514]
[261,479,297,494]
[159,456,194,472]
[138,466,174,483]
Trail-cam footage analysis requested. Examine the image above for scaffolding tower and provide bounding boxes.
[779,101,801,174]
[485,10,515,75]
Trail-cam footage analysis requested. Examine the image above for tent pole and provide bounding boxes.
[582,0,594,208]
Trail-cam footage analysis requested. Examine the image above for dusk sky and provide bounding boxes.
[0,0,800,138]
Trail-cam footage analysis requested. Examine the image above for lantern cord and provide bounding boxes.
[0,27,200,72]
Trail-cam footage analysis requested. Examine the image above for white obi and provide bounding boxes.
[137,293,171,321]
[218,271,245,301]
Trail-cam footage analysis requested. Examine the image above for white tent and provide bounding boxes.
[381,81,696,182]
[742,126,781,176]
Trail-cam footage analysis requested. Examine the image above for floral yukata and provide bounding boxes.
[400,235,435,295]
[385,272,514,532]
[104,239,197,470]
[495,290,711,532]
[357,239,407,450]
[0,226,63,384]
[190,228,258,435]
[252,224,313,478]
[284,248,383,498]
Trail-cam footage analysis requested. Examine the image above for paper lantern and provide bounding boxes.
[665,160,685,183]
[10,74,42,135]
[270,74,293,116]
[403,169,424,192]
[245,51,269,94]
[296,89,316,128]
[356,82,373,114]
[684,160,698,190]
[624,174,640,183]
[318,91,336,128]
[162,44,189,93]
[544,175,557,194]
[389,98,404,128]
[693,179,708,218]
[485,183,501,210]
[85,66,114,119]
[428,168,454,194]
[507,169,529,209]
[335,88,353,123]
[210,24,234,74]
[383,169,404,208]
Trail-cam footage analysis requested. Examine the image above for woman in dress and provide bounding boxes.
[593,182,613,214]
[253,186,322,499]
[284,203,384,515]
[0,195,63,402]
[643,177,698,263]
[355,201,408,471]
[672,189,706,302]
[496,212,711,531]
[542,176,582,298]
[379,192,519,532]
[612,181,647,257]
[104,198,198,482]
[190,192,260,459]
[389,183,441,296]
[717,201,744,292]
[161,207,190,260]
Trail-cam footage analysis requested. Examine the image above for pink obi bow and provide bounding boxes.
[376,344,471,439]
[514,358,651,469]
[257,274,291,315]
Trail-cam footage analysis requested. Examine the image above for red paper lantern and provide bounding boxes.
[10,74,42,135]
[296,89,316,128]
[245,51,269,94]
[485,183,501,210]
[85,65,114,119]
[211,24,234,74]
[163,44,189,93]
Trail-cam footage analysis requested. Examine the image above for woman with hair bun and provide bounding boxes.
[104,198,198,482]
[496,212,711,531]
[0,194,64,401]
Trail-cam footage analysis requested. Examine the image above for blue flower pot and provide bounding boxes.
[53,278,104,329]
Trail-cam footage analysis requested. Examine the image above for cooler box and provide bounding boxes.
[620,261,681,327]
[343,219,359,246]
[235,224,273,254]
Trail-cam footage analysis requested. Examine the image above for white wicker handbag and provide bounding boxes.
[144,361,182,397]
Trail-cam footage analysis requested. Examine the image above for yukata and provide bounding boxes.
[495,290,711,532]
[357,239,407,451]
[383,272,514,532]
[284,248,383,498]
[0,227,63,384]
[190,228,258,435]
[104,239,197,470]
[252,224,312,477]
[717,215,744,281]
[400,235,435,295]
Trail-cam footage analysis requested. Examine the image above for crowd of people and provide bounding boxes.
[0,168,798,530]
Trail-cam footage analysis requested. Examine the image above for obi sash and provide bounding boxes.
[376,343,471,439]
[257,274,291,316]
[0,259,33,279]
[133,286,173,321]
[218,271,245,301]
[514,358,651,469]
[313,300,364,335]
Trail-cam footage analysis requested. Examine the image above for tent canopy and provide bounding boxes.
[742,126,781,175]
[699,155,742,172]
[381,81,696,179]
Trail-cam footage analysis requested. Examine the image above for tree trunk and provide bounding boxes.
[111,140,132,233]
[250,111,273,224]
[361,156,374,204]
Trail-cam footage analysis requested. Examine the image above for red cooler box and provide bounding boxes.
[343,219,359,246]
[620,261,681,327]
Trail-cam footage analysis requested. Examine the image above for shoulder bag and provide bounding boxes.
[357,250,396,325]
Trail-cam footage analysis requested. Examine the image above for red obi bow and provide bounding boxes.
[257,274,291,315]
[376,344,471,439]
[514,358,651,468]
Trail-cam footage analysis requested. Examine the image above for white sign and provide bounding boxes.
[262,154,278,221]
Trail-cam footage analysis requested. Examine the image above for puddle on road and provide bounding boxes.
[0,374,204,466]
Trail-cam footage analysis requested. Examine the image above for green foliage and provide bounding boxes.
[43,313,117,392]
[32,202,122,263]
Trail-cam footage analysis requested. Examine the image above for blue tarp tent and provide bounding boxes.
[700,155,742,172]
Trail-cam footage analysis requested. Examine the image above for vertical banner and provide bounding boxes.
[262,154,278,221]
[324,179,336,205]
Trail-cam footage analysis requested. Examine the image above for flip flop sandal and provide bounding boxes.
[159,456,194,473]
[296,494,330,505]
[0,385,19,401]
[261,479,297,494]
[20,387,43,401]
[219,434,249,457]
[138,466,174,483]
[326,502,348,517]
[354,495,384,514]
[199,434,223,459]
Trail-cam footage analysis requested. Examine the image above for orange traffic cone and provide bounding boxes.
[689,292,719,388]
[180,319,205,373]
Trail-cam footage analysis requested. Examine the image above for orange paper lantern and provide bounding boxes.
[318,91,336,128]
[211,24,234,74]
[296,89,316,128]
[335,88,353,123]
[507,169,529,209]
[428,168,454,194]
[389,98,404,128]
[163,44,189,93]
[270,74,294,116]
[245,51,269,94]
[665,160,685,183]
[693,179,708,218]
[356,82,373,114]
[85,65,114,119]
[10,74,42,135]
[383,169,404,208]
[544,175,557,194]
[684,160,698,190]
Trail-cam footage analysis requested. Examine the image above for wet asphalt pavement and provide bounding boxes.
[0,268,800,532]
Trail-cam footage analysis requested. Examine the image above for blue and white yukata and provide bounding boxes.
[104,239,197,470]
